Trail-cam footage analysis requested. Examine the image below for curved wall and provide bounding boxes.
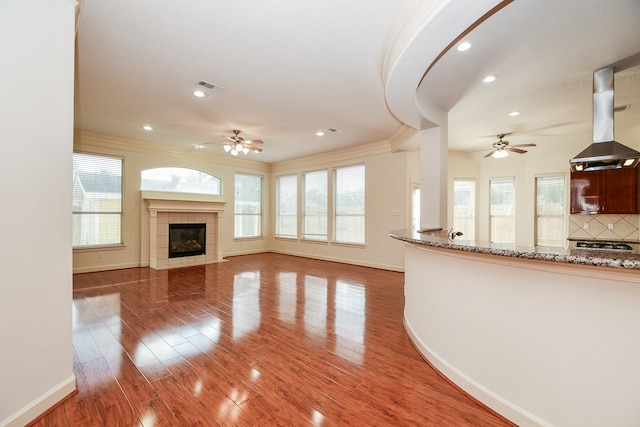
[404,243,640,427]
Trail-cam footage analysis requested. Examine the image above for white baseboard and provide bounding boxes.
[403,316,551,427]
[1,375,76,427]
[73,261,140,274]
[73,251,404,274]
[268,249,405,272]
[221,249,270,258]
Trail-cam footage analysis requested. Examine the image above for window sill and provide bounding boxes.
[73,244,127,253]
[300,239,329,244]
[233,236,265,242]
[331,241,366,249]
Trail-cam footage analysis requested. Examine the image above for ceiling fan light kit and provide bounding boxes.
[214,130,263,156]
[483,133,536,159]
[492,148,509,158]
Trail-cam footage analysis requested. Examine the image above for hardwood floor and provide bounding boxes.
[30,253,514,426]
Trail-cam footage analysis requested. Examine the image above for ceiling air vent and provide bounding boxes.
[325,127,342,133]
[197,80,224,93]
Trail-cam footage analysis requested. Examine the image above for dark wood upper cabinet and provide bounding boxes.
[570,170,601,214]
[570,167,639,214]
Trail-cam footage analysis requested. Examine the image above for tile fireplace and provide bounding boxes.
[143,193,225,269]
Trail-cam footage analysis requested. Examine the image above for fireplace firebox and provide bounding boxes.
[168,223,206,258]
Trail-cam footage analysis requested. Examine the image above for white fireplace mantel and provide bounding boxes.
[142,191,226,269]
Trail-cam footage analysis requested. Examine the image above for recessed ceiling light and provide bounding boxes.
[483,75,497,83]
[194,144,205,149]
[193,90,206,98]
[142,125,153,131]
[509,111,520,117]
[457,41,471,52]
[316,131,325,136]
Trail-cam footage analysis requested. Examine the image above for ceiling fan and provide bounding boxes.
[483,134,536,158]
[221,130,263,156]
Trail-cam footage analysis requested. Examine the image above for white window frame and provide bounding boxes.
[275,174,298,239]
[535,174,566,247]
[489,177,516,244]
[234,173,263,239]
[453,178,476,240]
[302,169,328,241]
[141,167,221,194]
[334,164,365,245]
[411,181,420,231]
[72,152,124,248]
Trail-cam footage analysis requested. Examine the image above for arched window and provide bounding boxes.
[141,167,221,195]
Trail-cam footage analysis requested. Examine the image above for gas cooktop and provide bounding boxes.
[575,241,634,251]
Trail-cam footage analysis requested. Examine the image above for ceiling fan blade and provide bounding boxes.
[224,135,240,143]
[511,143,537,148]
[244,139,264,145]
[478,132,513,139]
[484,149,497,158]
[467,146,492,153]
[507,147,528,154]
[242,143,263,152]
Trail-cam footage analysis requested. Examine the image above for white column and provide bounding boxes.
[419,125,448,231]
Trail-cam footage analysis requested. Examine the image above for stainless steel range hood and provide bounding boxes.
[570,67,640,172]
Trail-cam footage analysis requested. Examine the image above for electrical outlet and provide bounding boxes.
[608,223,614,230]
[98,252,104,259]
[583,223,589,230]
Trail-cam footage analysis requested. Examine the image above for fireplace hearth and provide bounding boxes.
[144,193,225,269]
[169,223,206,258]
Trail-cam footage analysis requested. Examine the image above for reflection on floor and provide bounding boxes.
[30,253,513,426]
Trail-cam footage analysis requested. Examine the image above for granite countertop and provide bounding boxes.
[389,229,640,270]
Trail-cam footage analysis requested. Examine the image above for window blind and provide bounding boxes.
[453,179,475,240]
[234,174,262,238]
[72,153,123,247]
[334,164,365,244]
[303,170,328,241]
[276,174,297,238]
[490,177,515,244]
[536,175,565,247]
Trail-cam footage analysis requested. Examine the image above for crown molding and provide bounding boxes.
[389,124,419,153]
[74,130,269,172]
[74,130,398,174]
[74,0,83,35]
[270,140,391,173]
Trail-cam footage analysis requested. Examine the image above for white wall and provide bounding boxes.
[404,243,640,427]
[448,134,598,246]
[270,143,409,271]
[72,134,410,273]
[73,131,270,273]
[0,1,76,425]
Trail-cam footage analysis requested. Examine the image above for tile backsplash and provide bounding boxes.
[568,214,639,241]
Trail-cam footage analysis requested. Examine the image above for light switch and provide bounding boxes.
[391,210,401,216]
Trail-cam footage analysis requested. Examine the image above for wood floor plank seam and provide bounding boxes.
[29,253,515,426]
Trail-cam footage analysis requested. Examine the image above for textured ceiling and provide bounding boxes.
[418,0,640,156]
[74,0,405,163]
[75,0,640,163]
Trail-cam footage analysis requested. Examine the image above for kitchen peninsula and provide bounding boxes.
[390,229,640,269]
[390,229,640,426]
